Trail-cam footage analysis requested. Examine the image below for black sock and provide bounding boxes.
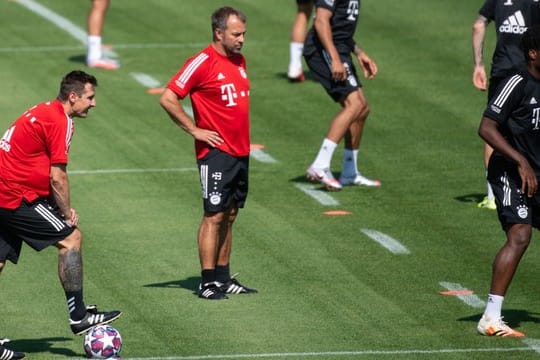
[201,269,216,285]
[66,290,86,321]
[215,264,230,283]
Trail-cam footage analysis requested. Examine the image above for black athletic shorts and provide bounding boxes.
[488,155,540,230]
[304,49,361,102]
[296,0,313,4]
[0,199,75,264]
[197,149,249,213]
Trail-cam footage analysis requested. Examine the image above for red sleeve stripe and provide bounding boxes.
[175,53,209,89]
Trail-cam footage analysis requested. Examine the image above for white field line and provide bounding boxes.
[522,338,540,354]
[360,229,410,255]
[294,184,339,206]
[438,282,485,309]
[131,73,162,89]
[250,148,278,163]
[14,0,118,57]
[14,0,86,43]
[69,167,196,175]
[0,43,208,53]
[69,347,535,359]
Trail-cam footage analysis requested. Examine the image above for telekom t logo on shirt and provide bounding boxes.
[221,83,238,107]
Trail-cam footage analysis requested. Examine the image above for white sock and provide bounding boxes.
[87,35,103,62]
[487,181,494,200]
[484,294,504,319]
[341,149,359,178]
[288,42,304,78]
[312,138,337,169]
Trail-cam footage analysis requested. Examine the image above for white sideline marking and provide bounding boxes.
[15,0,86,43]
[250,148,278,163]
[360,229,410,255]
[294,184,339,206]
[82,347,535,359]
[523,338,540,354]
[69,167,196,175]
[438,282,485,309]
[131,73,162,89]
[14,0,119,57]
[0,43,207,53]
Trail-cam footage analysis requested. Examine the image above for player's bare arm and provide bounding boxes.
[478,116,537,197]
[314,7,345,81]
[50,163,78,225]
[472,15,489,91]
[159,88,223,147]
[353,44,377,79]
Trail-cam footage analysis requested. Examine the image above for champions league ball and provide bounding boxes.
[83,325,122,358]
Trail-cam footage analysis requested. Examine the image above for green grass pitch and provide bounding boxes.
[1,0,540,359]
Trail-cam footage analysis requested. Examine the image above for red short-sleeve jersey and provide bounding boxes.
[0,100,74,209]
[166,44,250,159]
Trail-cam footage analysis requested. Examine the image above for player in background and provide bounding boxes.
[160,7,257,300]
[472,0,540,210]
[86,0,119,69]
[477,24,540,337]
[287,0,313,81]
[0,71,122,359]
[303,0,380,191]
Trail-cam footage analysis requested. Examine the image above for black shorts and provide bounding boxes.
[488,155,540,230]
[0,199,75,264]
[304,49,361,102]
[296,0,313,4]
[197,149,249,213]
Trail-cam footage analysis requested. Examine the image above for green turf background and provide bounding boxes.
[1,0,539,359]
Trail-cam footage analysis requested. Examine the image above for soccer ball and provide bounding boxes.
[83,325,122,358]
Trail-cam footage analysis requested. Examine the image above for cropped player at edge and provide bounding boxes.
[0,71,122,359]
[477,25,540,338]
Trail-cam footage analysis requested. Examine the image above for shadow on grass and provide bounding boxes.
[458,309,540,330]
[454,193,485,204]
[8,337,77,357]
[143,276,200,295]
[68,54,86,65]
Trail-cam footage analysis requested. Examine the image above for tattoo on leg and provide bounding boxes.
[59,249,83,292]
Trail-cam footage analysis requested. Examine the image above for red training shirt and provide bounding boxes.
[0,100,74,209]
[166,44,250,159]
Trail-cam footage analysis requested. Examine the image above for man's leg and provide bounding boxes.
[308,90,364,190]
[214,206,257,294]
[56,229,87,322]
[477,223,531,337]
[197,211,228,300]
[56,229,122,335]
[340,89,380,186]
[0,259,25,359]
[288,1,313,80]
[87,0,119,69]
